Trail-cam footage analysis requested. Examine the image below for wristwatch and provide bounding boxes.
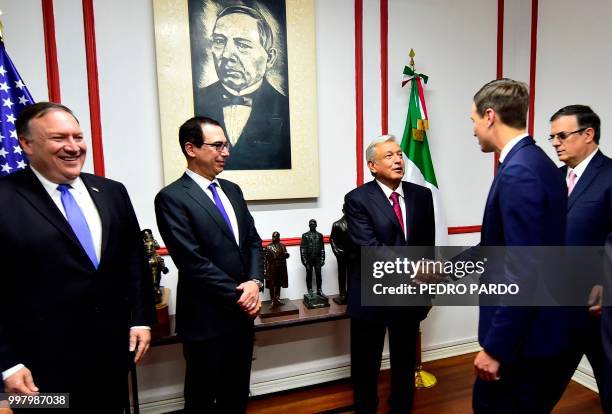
[250,278,264,291]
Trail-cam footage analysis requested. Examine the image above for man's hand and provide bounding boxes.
[237,281,261,316]
[3,367,38,395]
[588,284,603,317]
[129,328,151,363]
[474,350,501,381]
[413,260,447,284]
[0,402,13,414]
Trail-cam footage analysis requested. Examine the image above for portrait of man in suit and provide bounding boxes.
[343,135,435,413]
[469,79,570,413]
[155,116,263,413]
[548,105,612,407]
[0,102,155,413]
[189,0,291,170]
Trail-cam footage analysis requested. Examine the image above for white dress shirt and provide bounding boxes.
[566,148,599,186]
[185,169,240,243]
[376,179,408,239]
[499,132,529,163]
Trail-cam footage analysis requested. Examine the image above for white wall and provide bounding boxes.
[10,0,601,408]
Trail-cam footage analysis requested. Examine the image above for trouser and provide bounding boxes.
[183,329,254,414]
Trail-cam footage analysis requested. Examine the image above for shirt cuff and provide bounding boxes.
[2,363,25,380]
[130,326,151,330]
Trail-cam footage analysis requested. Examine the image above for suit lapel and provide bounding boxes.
[366,181,405,238]
[181,174,238,246]
[80,174,111,262]
[15,168,87,254]
[568,151,603,211]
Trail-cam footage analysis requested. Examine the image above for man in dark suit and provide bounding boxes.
[548,105,612,402]
[470,79,569,413]
[195,5,291,170]
[0,102,155,412]
[155,116,263,413]
[602,233,612,413]
[343,135,435,413]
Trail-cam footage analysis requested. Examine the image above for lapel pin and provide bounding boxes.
[91,187,100,192]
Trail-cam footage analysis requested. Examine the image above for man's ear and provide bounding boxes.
[583,127,596,144]
[266,47,278,68]
[484,108,496,128]
[367,160,376,175]
[18,136,32,157]
[184,142,196,158]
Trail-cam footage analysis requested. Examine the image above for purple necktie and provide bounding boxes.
[567,170,577,195]
[57,184,99,268]
[208,183,235,236]
[390,192,405,235]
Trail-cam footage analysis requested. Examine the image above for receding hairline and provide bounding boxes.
[18,106,80,141]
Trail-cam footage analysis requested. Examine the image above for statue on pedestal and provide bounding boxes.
[143,229,168,305]
[330,212,351,305]
[264,231,289,307]
[301,219,329,309]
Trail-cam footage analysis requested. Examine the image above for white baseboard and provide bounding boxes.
[137,339,480,413]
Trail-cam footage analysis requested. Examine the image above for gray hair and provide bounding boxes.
[365,135,397,163]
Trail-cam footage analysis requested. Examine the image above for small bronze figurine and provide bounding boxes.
[301,219,329,309]
[264,231,290,308]
[142,229,169,305]
[330,212,351,305]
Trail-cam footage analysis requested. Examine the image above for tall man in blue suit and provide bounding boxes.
[549,105,612,403]
[344,135,435,413]
[155,116,263,413]
[470,79,569,413]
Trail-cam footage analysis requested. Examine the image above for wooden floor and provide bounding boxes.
[245,353,602,414]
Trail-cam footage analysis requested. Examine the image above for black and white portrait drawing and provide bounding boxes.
[188,0,292,170]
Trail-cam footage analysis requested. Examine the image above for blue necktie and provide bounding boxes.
[208,182,235,237]
[57,184,99,268]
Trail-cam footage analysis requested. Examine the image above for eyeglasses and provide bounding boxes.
[548,128,587,143]
[202,142,230,152]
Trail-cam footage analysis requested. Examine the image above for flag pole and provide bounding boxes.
[0,9,5,42]
[409,48,438,390]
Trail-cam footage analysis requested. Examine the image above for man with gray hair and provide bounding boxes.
[343,135,435,413]
[195,5,291,170]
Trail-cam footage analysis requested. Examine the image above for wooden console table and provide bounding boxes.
[128,296,348,413]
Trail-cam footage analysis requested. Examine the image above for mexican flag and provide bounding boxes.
[400,65,448,245]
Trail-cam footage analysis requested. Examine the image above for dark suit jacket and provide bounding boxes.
[343,180,435,322]
[0,168,154,389]
[155,173,263,341]
[195,79,291,170]
[478,136,568,364]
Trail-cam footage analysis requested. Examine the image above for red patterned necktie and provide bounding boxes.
[389,192,405,234]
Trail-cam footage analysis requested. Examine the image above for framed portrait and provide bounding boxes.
[153,0,320,200]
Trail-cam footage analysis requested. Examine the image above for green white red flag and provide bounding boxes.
[400,65,447,245]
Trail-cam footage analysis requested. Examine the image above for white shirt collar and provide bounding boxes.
[499,132,529,163]
[30,166,87,195]
[185,168,220,189]
[221,79,264,97]
[568,148,599,180]
[375,179,404,200]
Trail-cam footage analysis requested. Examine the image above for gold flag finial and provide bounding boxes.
[409,48,416,70]
[0,10,4,42]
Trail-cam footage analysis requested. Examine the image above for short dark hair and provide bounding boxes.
[473,79,529,129]
[16,102,79,140]
[178,116,222,157]
[550,105,600,144]
[216,5,274,51]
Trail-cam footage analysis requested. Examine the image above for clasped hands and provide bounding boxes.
[237,280,262,318]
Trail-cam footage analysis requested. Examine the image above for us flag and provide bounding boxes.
[0,38,34,176]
